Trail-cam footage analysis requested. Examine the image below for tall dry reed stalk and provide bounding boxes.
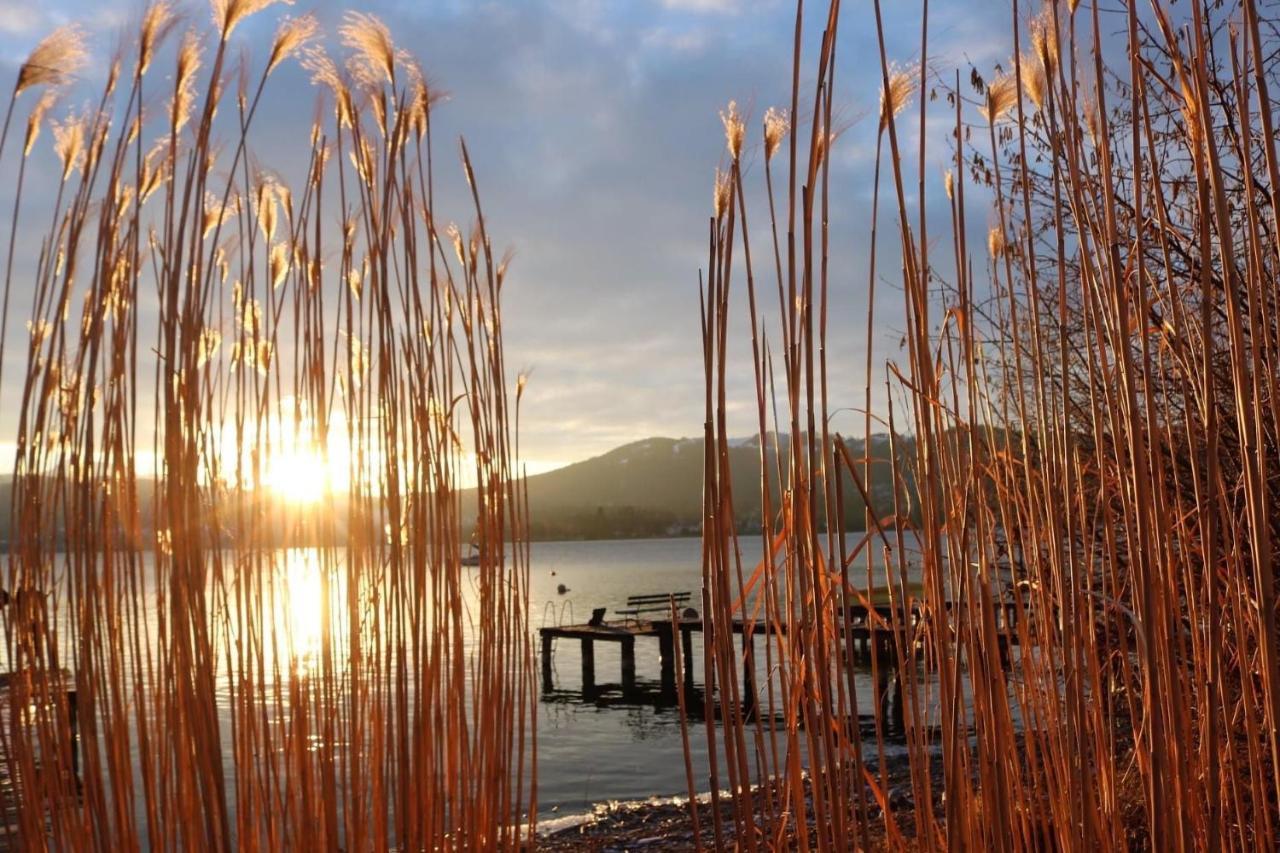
[693,0,1280,849]
[0,4,534,849]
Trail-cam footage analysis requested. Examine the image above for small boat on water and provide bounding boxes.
[462,543,482,566]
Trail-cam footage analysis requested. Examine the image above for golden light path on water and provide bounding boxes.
[280,549,337,674]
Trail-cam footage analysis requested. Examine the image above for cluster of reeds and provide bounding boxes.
[693,0,1280,849]
[0,3,534,849]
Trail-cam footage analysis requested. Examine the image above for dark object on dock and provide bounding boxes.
[0,589,45,609]
[588,607,607,627]
[616,591,691,623]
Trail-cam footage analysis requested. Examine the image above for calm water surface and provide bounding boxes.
[8,535,932,830]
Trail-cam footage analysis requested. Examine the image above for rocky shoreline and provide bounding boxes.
[539,752,938,851]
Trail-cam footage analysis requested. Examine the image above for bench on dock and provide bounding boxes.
[616,592,691,623]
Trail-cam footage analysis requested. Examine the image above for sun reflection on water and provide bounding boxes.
[279,549,344,676]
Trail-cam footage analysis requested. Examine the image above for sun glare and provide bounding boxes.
[265,445,335,504]
[221,397,359,504]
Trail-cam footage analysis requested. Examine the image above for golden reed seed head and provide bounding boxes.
[211,0,290,39]
[308,144,330,188]
[267,14,319,74]
[720,100,745,160]
[139,1,174,74]
[52,112,86,180]
[340,12,396,85]
[23,89,58,156]
[303,48,355,129]
[256,180,278,242]
[349,138,375,184]
[171,28,202,133]
[140,142,169,202]
[269,241,291,288]
[202,191,240,237]
[763,107,788,161]
[197,328,222,368]
[16,25,87,95]
[713,168,731,219]
[277,183,293,226]
[988,226,1008,259]
[879,63,919,133]
[1020,53,1046,112]
[255,340,273,375]
[944,169,954,202]
[406,62,442,139]
[370,93,388,138]
[980,73,1018,122]
[1031,5,1059,71]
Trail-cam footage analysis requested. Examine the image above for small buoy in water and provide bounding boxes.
[556,583,569,595]
[550,570,557,576]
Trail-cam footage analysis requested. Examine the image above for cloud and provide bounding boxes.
[0,0,1006,469]
[658,0,744,13]
[0,2,45,35]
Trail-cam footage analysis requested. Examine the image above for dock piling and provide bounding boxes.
[580,638,595,693]
[541,634,554,692]
[658,624,675,693]
[681,625,694,686]
[621,637,636,692]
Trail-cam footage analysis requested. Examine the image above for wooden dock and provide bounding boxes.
[538,598,1024,728]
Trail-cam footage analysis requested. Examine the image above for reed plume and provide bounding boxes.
[13,25,87,95]
[879,63,919,132]
[763,106,788,161]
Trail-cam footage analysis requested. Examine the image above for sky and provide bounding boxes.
[0,0,1017,473]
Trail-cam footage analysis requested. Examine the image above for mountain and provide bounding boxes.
[510,433,915,541]
[0,433,918,545]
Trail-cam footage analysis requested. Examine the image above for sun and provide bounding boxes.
[245,398,354,504]
[264,445,334,504]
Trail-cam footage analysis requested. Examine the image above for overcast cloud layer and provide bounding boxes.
[0,0,1014,470]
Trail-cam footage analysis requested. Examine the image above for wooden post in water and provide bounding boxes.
[681,625,695,687]
[541,634,554,692]
[621,636,636,692]
[68,689,79,777]
[580,638,596,694]
[658,623,676,695]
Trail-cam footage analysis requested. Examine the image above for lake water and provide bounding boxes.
[5,534,933,835]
